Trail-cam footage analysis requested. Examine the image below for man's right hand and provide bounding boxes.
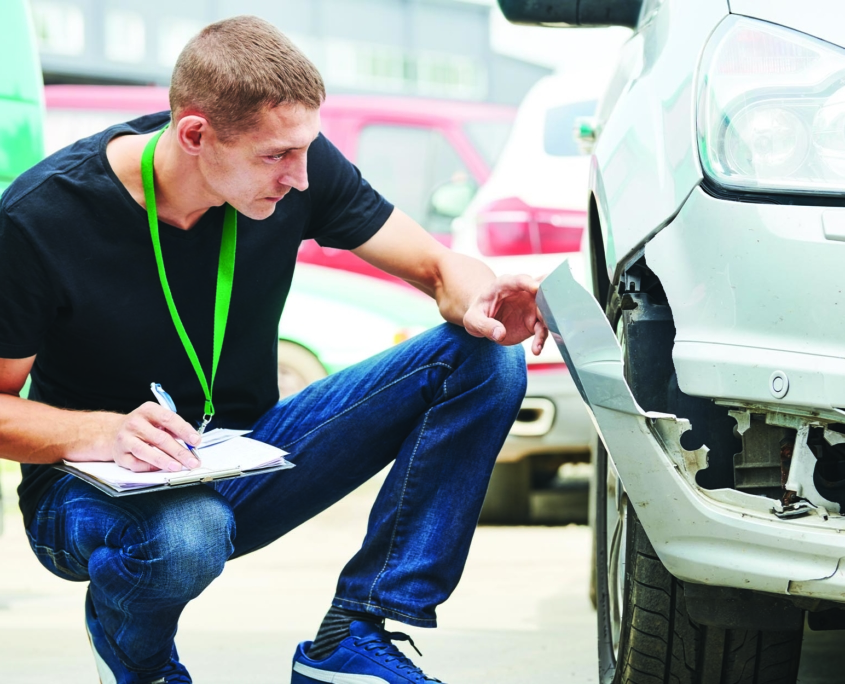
[0,356,202,469]
[106,402,202,472]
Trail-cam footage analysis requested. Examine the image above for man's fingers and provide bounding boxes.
[484,274,539,301]
[128,440,185,472]
[464,308,506,342]
[142,402,201,447]
[531,319,549,355]
[114,452,157,473]
[118,405,200,470]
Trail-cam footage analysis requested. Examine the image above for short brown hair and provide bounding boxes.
[169,15,325,141]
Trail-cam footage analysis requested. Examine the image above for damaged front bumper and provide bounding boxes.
[538,261,845,601]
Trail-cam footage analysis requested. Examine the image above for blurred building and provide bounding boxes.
[30,0,550,105]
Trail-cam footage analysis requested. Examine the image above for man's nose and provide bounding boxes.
[281,156,309,192]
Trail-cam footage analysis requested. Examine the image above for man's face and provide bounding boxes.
[198,103,322,220]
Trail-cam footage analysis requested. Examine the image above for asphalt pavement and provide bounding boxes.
[1,461,844,683]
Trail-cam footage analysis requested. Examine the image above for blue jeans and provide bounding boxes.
[26,323,526,673]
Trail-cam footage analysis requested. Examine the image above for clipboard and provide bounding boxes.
[54,434,294,497]
[54,460,294,497]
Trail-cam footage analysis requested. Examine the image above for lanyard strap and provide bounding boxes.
[140,127,237,422]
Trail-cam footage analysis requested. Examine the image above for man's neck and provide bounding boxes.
[106,128,220,230]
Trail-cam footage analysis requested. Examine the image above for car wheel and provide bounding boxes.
[595,438,804,684]
[277,340,328,399]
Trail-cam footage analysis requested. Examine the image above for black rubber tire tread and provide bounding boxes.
[722,630,803,684]
[613,512,803,684]
[616,514,694,684]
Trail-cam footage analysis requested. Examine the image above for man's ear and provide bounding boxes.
[174,115,211,156]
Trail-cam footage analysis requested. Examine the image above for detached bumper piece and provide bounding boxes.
[538,260,845,600]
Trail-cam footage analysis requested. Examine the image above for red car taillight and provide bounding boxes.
[476,197,586,257]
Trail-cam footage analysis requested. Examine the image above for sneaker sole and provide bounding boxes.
[293,661,389,684]
[85,618,118,684]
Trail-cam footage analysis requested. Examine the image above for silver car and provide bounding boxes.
[502,0,845,682]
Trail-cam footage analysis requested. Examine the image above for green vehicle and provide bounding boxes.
[0,0,44,197]
[277,263,443,397]
[0,0,44,531]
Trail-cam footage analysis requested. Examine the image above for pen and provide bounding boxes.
[150,383,201,467]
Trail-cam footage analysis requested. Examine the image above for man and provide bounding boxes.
[0,15,546,684]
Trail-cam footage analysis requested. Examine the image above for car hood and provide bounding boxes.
[730,0,845,49]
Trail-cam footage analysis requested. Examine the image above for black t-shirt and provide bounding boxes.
[0,112,393,527]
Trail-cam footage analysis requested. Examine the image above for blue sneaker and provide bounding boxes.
[85,589,192,684]
[292,620,444,683]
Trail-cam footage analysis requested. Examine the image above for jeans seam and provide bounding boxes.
[365,373,448,607]
[278,362,453,451]
[366,409,428,606]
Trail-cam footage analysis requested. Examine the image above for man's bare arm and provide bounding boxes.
[0,356,201,470]
[352,208,547,353]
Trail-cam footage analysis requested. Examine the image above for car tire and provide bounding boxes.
[277,340,328,399]
[595,440,804,684]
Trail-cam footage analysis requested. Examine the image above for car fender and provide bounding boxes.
[591,0,728,280]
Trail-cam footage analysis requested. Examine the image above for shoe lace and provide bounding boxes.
[354,631,442,683]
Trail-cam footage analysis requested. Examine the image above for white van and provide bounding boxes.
[501,0,845,682]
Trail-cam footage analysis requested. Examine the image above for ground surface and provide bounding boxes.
[0,463,842,682]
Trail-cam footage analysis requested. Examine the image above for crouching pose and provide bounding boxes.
[0,15,546,683]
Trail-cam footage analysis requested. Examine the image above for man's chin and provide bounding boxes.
[237,200,280,221]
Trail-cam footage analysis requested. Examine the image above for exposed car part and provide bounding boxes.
[539,260,845,603]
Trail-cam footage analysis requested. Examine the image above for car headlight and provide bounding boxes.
[698,15,845,196]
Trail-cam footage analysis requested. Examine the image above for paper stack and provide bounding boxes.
[58,429,293,496]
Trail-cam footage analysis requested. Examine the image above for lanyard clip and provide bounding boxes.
[198,414,212,436]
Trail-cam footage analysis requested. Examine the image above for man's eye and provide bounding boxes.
[267,153,286,162]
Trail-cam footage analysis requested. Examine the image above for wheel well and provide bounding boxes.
[613,257,740,491]
[588,194,611,312]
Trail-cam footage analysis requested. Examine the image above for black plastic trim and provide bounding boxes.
[701,175,845,208]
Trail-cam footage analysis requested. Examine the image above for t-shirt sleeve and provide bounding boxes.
[0,209,59,358]
[303,133,394,249]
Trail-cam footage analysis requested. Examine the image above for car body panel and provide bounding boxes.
[646,188,845,411]
[550,0,845,605]
[539,260,845,598]
[591,0,728,279]
[729,0,845,50]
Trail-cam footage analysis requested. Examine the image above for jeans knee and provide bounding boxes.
[119,493,235,603]
[476,339,528,403]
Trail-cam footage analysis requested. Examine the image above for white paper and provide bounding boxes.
[62,436,292,492]
[195,428,252,448]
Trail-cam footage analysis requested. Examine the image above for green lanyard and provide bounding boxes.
[141,127,237,430]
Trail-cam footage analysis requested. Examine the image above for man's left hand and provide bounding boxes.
[464,274,548,355]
